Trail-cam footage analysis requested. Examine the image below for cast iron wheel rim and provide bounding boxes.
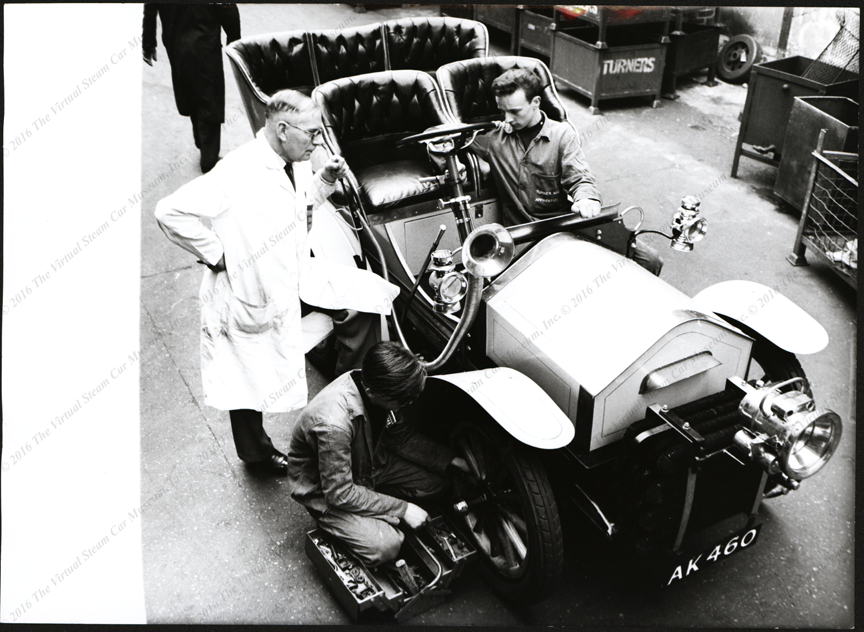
[723,42,749,71]
[718,35,762,83]
[451,424,532,579]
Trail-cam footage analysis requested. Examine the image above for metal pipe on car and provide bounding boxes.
[506,209,621,245]
[420,273,483,373]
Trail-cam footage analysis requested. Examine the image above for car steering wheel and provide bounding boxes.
[397,121,497,156]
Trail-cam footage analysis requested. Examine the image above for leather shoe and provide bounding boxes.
[246,450,288,476]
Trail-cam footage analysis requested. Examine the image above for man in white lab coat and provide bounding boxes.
[155,90,399,475]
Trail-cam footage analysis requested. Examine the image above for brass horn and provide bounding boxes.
[462,223,515,278]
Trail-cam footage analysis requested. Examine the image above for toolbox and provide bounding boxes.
[305,515,476,622]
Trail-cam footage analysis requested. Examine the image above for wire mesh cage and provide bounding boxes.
[802,9,860,84]
[788,147,858,287]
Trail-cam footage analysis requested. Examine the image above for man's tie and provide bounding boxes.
[284,162,295,189]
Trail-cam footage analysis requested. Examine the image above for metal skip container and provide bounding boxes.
[774,96,859,211]
[730,56,859,177]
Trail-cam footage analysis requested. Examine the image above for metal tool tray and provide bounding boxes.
[305,516,476,622]
[305,530,389,620]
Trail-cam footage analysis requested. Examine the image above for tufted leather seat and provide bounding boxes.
[313,70,452,212]
[225,31,316,133]
[384,17,488,72]
[226,18,493,137]
[308,24,387,86]
[436,56,569,124]
[436,56,573,186]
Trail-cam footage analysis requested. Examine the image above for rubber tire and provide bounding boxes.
[717,34,762,83]
[450,421,563,604]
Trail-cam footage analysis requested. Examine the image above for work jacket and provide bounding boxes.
[287,372,456,518]
[155,132,398,413]
[472,113,602,224]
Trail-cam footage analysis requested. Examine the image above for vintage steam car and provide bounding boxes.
[307,151,839,603]
[228,44,842,604]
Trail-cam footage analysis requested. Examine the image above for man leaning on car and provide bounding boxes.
[154,90,398,477]
[434,67,662,275]
[472,68,602,225]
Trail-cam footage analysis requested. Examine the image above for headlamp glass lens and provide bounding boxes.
[786,415,840,478]
[440,273,466,302]
[685,218,707,243]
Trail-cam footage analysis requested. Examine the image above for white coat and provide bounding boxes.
[155,131,399,413]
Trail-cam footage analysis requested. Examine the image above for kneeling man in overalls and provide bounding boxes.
[287,342,470,565]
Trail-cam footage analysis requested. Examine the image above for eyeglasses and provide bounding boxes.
[282,120,324,141]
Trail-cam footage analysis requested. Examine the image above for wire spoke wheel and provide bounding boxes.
[450,421,563,603]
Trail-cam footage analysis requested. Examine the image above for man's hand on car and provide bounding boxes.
[572,198,601,219]
[403,502,429,530]
[321,155,348,183]
[450,456,471,474]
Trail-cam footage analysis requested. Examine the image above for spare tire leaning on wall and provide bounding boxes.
[717,34,763,83]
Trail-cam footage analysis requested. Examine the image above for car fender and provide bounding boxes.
[429,367,574,449]
[693,280,828,354]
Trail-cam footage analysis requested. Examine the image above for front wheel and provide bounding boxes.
[449,421,563,604]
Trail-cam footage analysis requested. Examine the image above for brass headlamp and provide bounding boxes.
[627,195,708,256]
[733,377,842,481]
[427,250,468,313]
[670,196,708,251]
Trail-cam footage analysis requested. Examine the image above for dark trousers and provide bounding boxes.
[229,409,272,462]
[311,452,447,566]
[191,113,221,173]
[332,309,381,377]
[228,310,381,461]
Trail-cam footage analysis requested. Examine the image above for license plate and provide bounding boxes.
[663,524,761,587]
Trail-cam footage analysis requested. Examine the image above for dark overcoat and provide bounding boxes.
[143,4,241,124]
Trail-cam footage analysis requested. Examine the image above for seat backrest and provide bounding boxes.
[436,56,569,124]
[225,31,316,96]
[225,31,316,132]
[312,70,451,161]
[308,24,387,86]
[384,17,488,71]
